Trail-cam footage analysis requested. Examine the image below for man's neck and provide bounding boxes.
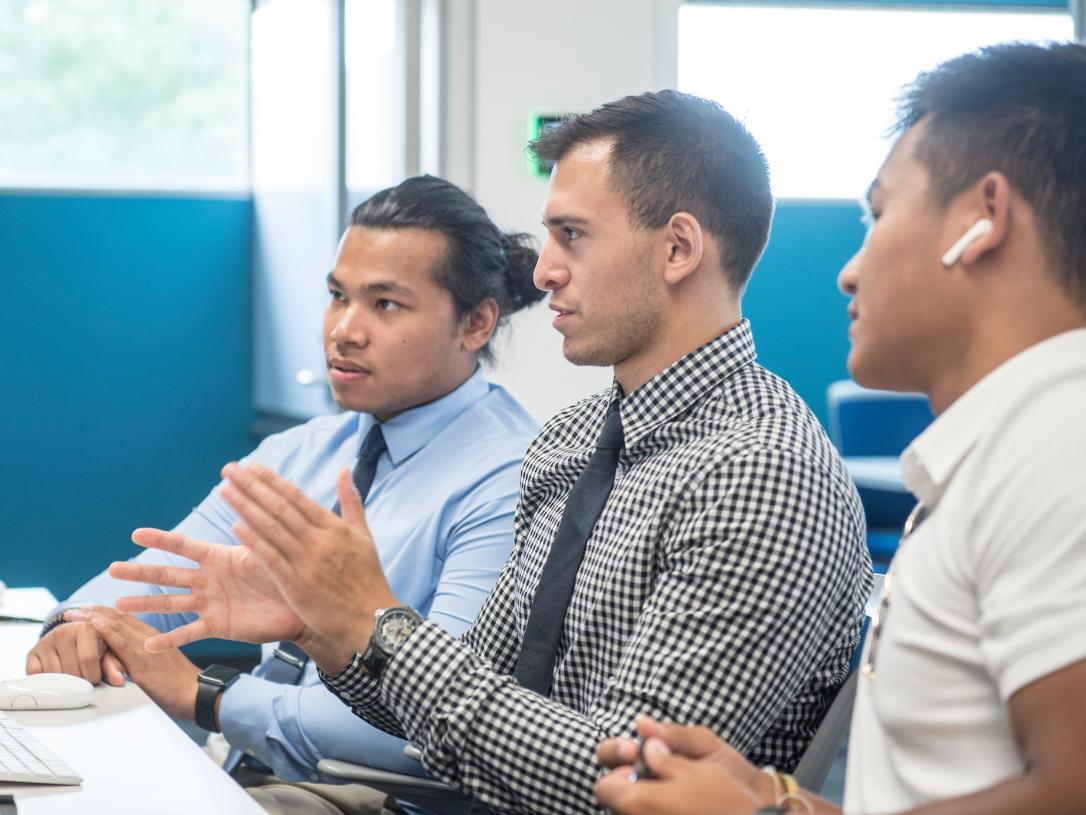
[615,313,742,394]
[926,297,1086,414]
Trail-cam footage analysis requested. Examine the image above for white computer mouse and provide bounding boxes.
[0,673,94,710]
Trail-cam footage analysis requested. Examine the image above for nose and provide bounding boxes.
[533,236,570,292]
[328,303,369,347]
[837,249,862,296]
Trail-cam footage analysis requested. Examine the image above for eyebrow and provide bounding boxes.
[543,215,590,228]
[326,272,413,296]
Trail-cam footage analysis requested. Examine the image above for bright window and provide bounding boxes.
[345,0,401,195]
[0,0,249,191]
[679,3,1073,199]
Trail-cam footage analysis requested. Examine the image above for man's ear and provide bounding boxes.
[954,172,1011,267]
[662,212,705,286]
[460,297,500,352]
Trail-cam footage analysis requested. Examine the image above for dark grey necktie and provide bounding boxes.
[514,399,624,695]
[223,424,387,774]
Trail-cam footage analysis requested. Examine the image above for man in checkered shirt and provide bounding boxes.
[114,91,871,814]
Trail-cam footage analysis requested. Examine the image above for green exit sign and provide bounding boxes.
[527,113,566,179]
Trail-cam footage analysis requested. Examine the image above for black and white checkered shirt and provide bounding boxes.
[323,320,871,813]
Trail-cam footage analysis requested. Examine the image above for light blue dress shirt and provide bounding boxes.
[61,368,537,782]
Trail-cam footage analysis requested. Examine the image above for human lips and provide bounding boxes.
[327,357,372,383]
[549,302,575,329]
[846,304,860,337]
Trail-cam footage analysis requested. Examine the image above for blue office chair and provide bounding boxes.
[827,381,933,565]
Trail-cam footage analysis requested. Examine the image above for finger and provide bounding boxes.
[87,616,132,656]
[336,468,370,530]
[222,463,318,539]
[597,736,640,769]
[144,619,211,653]
[637,717,722,761]
[74,623,105,684]
[246,463,329,527]
[593,766,642,813]
[130,528,210,563]
[232,519,292,581]
[26,651,44,675]
[56,628,83,678]
[115,592,197,615]
[101,651,127,686]
[109,560,197,590]
[221,478,304,559]
[65,605,119,624]
[639,738,700,781]
[33,639,63,674]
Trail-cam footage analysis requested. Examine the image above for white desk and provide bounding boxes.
[1,591,263,814]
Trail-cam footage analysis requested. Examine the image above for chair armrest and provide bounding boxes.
[316,759,472,815]
[317,759,452,791]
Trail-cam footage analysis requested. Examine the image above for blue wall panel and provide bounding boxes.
[744,200,867,426]
[0,193,255,600]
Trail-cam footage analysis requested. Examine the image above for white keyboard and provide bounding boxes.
[0,710,81,785]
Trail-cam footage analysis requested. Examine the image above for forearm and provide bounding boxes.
[896,773,1082,815]
[379,622,607,814]
[220,673,424,781]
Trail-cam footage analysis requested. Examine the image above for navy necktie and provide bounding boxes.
[514,399,624,695]
[332,423,387,514]
[351,423,388,505]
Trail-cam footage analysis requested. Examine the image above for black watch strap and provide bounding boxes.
[195,665,240,732]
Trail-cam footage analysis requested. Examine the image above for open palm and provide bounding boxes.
[111,528,305,652]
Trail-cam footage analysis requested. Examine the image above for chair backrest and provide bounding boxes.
[792,670,858,790]
[792,577,882,790]
[826,380,933,457]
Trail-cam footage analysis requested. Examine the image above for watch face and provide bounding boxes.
[200,664,239,687]
[377,608,420,651]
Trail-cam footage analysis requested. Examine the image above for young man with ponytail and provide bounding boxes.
[27,175,544,813]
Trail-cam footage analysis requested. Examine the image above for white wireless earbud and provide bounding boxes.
[941,218,994,267]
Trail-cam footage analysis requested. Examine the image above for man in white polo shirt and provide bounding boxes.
[593,41,1086,815]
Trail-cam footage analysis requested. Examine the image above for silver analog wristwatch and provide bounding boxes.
[361,606,423,676]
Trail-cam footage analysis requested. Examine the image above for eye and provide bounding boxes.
[563,226,581,242]
[328,288,345,302]
[375,298,402,312]
[859,208,882,230]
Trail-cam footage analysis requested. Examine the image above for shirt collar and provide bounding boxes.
[358,366,489,465]
[619,319,756,450]
[901,328,1086,508]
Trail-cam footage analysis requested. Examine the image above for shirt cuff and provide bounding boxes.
[217,674,279,762]
[320,652,384,710]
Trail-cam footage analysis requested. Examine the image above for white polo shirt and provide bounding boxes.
[844,328,1086,814]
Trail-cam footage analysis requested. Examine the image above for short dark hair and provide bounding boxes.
[350,175,544,361]
[530,90,774,293]
[894,42,1086,309]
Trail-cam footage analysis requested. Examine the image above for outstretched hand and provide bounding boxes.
[111,527,304,652]
[216,462,400,672]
